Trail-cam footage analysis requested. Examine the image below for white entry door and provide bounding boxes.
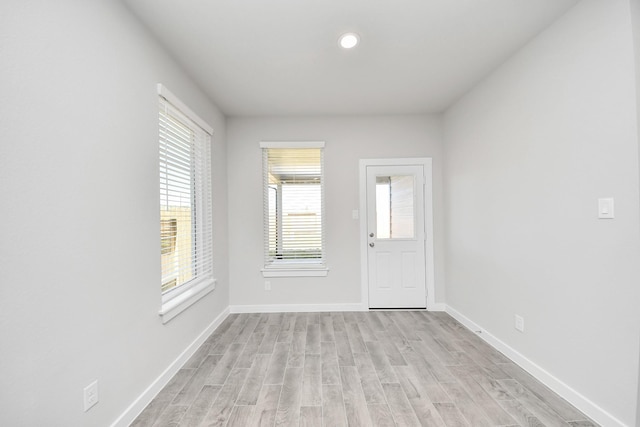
[365,164,426,308]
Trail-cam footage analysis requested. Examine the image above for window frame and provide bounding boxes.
[260,141,328,277]
[158,84,216,323]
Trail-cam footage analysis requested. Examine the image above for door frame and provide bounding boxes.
[359,158,436,310]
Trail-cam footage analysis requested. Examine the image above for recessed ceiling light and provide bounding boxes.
[339,33,359,49]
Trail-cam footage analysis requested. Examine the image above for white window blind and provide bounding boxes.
[261,142,326,272]
[159,88,214,315]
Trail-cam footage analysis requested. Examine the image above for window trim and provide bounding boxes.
[158,84,215,323]
[260,141,328,278]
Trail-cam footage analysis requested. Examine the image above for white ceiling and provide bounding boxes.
[123,0,580,117]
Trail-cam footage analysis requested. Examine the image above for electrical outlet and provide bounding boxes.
[515,315,525,333]
[83,380,99,411]
[264,281,271,291]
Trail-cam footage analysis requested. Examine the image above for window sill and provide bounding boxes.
[159,278,216,324]
[262,266,329,277]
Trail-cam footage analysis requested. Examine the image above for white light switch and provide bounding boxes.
[352,210,359,220]
[598,198,614,219]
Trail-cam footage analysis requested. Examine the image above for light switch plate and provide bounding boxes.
[598,198,614,219]
[515,315,524,333]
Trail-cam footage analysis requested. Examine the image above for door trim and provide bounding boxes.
[358,158,436,310]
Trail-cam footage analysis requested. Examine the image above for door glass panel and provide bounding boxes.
[375,175,415,239]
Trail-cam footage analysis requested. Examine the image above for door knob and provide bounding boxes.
[369,232,374,237]
[369,242,375,247]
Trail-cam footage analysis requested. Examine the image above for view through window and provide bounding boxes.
[159,96,213,295]
[262,144,325,268]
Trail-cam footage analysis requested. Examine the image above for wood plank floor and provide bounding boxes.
[131,311,598,427]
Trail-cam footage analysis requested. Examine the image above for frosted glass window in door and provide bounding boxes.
[375,175,415,239]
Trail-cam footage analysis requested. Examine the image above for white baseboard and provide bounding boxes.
[229,303,365,313]
[110,307,230,427]
[445,305,626,427]
[230,303,449,313]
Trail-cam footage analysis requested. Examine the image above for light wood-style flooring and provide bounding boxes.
[132,311,598,427]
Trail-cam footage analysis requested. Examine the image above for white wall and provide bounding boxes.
[443,0,640,425]
[0,1,228,426]
[631,0,640,425]
[227,116,444,309]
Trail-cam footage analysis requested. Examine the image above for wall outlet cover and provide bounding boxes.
[83,380,99,411]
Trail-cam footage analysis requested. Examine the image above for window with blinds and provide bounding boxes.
[261,142,326,275]
[159,86,214,318]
